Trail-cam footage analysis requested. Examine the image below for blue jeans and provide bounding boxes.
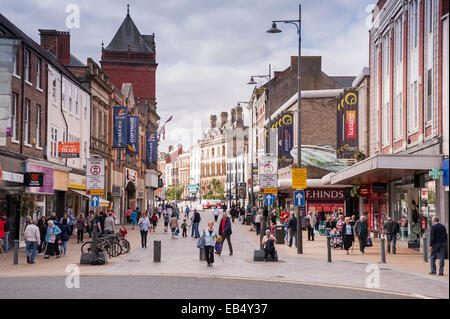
[430,242,446,274]
[192,222,200,237]
[25,241,37,263]
[289,230,297,248]
[3,232,9,252]
[61,240,68,256]
[283,223,288,240]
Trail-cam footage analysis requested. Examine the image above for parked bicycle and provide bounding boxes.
[81,229,130,257]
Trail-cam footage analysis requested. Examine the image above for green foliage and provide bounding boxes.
[20,194,37,217]
[164,185,185,200]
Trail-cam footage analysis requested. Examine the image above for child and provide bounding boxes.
[181,219,187,237]
[270,222,275,235]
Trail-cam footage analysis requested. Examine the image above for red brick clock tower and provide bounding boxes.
[100,5,157,105]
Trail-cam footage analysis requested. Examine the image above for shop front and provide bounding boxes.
[125,168,137,213]
[305,188,346,222]
[25,161,54,220]
[0,155,25,243]
[357,183,388,238]
[68,173,89,218]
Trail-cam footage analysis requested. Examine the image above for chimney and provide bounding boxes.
[220,112,228,127]
[39,29,71,65]
[235,106,243,127]
[210,115,217,128]
[231,108,236,125]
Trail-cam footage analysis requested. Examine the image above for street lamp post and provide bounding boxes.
[267,3,303,254]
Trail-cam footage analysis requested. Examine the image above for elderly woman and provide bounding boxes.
[44,220,62,259]
[203,221,218,267]
[341,217,354,254]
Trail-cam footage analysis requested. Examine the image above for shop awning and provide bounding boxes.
[252,179,352,192]
[323,154,443,185]
[68,188,88,198]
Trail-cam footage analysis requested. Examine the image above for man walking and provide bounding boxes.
[429,217,447,276]
[306,212,316,241]
[355,216,369,254]
[287,213,297,248]
[191,209,201,238]
[218,212,233,256]
[383,217,399,254]
[24,220,40,264]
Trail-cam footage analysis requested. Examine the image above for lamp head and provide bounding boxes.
[266,22,282,33]
[247,76,257,85]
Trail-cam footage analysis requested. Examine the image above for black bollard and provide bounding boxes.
[326,236,332,263]
[199,247,206,261]
[422,235,428,262]
[380,238,386,263]
[13,240,19,265]
[154,240,161,262]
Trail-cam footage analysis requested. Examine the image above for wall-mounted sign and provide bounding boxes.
[146,132,157,164]
[24,173,44,187]
[357,185,370,197]
[305,188,345,201]
[58,142,80,158]
[371,183,387,193]
[336,88,359,159]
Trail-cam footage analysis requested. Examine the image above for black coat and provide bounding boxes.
[430,223,447,246]
[218,217,232,237]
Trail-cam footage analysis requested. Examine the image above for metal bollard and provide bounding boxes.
[326,236,332,262]
[13,240,19,265]
[380,238,386,263]
[199,247,206,261]
[422,235,428,262]
[154,240,161,262]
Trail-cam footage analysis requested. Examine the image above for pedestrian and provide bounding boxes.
[181,219,188,237]
[240,206,246,225]
[350,215,356,227]
[185,206,190,220]
[68,209,76,235]
[314,212,320,232]
[217,212,233,256]
[152,213,158,232]
[90,214,102,238]
[383,217,399,254]
[230,205,237,223]
[204,221,218,267]
[76,213,86,244]
[37,216,47,255]
[306,212,316,241]
[213,207,220,222]
[270,210,277,226]
[104,212,115,234]
[191,209,201,238]
[99,212,106,234]
[131,209,137,230]
[59,218,71,256]
[262,229,277,261]
[126,208,132,225]
[0,213,10,253]
[336,215,345,233]
[341,217,354,255]
[326,217,335,236]
[287,213,297,248]
[163,213,169,232]
[169,215,179,239]
[255,211,261,236]
[429,216,447,276]
[158,205,162,219]
[138,213,151,248]
[86,211,93,238]
[44,220,61,259]
[355,216,369,254]
[24,219,40,264]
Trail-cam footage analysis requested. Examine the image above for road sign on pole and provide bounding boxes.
[86,158,105,195]
[294,190,305,207]
[265,194,275,206]
[91,195,99,207]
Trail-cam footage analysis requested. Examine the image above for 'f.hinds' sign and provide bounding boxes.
[305,188,345,201]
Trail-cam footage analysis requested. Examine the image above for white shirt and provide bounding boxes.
[24,224,40,245]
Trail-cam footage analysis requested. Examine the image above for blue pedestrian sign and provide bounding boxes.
[294,190,305,207]
[91,195,99,207]
[265,194,275,206]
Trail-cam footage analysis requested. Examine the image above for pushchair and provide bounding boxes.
[329,232,344,250]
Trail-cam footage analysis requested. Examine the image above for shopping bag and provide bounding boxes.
[216,235,222,242]
[196,232,205,249]
[215,241,222,254]
[366,237,373,247]
[238,216,242,222]
[175,228,179,236]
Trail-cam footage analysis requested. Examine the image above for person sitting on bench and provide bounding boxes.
[262,230,277,261]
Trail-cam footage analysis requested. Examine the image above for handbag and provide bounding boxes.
[366,237,373,247]
[196,232,205,249]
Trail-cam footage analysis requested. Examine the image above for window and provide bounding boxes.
[13,50,19,77]
[10,94,18,141]
[84,95,88,120]
[52,76,57,102]
[50,126,58,157]
[36,58,41,89]
[428,0,433,34]
[69,85,73,113]
[24,100,30,144]
[409,81,419,131]
[62,81,65,108]
[36,104,41,147]
[394,17,403,140]
[75,88,79,115]
[382,34,390,146]
[413,0,419,48]
[25,50,31,83]
[426,69,432,123]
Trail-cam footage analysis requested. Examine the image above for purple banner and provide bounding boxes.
[25,163,54,194]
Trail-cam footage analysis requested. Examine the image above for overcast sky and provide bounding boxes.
[2,0,372,152]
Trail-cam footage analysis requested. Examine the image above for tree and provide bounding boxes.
[210,179,225,200]
[164,185,185,200]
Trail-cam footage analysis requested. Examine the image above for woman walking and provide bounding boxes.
[76,213,86,244]
[60,218,71,256]
[204,221,218,267]
[342,217,354,255]
[138,213,151,248]
[131,209,137,230]
[37,216,47,255]
[44,220,61,259]
[169,215,179,239]
[151,213,158,232]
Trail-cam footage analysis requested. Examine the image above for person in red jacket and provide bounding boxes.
[0,217,6,251]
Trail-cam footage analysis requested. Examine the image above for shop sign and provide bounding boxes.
[1,170,24,183]
[292,168,307,189]
[357,185,370,197]
[443,160,449,187]
[371,183,387,193]
[305,188,345,201]
[58,142,80,158]
[126,168,137,182]
[112,186,122,197]
[26,163,54,194]
[24,173,44,187]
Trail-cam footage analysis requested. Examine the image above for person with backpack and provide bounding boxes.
[262,229,277,261]
[383,217,399,254]
[191,209,201,238]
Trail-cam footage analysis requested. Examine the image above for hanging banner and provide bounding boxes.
[277,111,294,168]
[146,131,157,164]
[336,88,359,159]
[126,116,139,155]
[113,106,128,148]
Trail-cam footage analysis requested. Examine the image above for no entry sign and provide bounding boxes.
[86,158,105,195]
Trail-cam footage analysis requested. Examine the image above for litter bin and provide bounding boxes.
[320,221,327,236]
[275,224,285,245]
[246,214,252,225]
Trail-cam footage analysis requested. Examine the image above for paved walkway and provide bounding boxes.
[1,210,448,299]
